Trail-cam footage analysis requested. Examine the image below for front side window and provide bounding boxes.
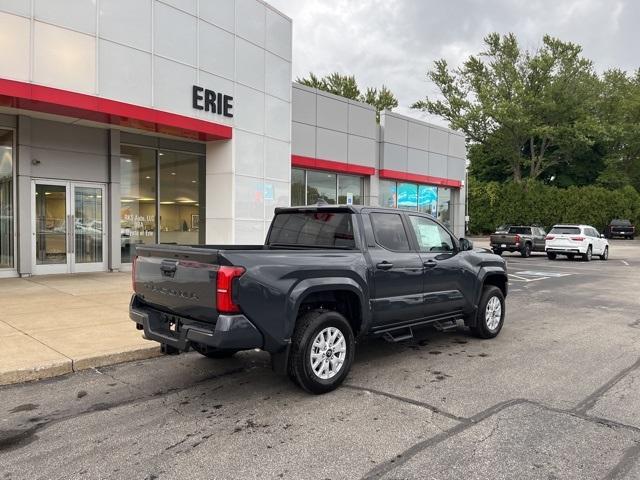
[409,215,455,253]
[370,212,411,251]
[0,129,13,268]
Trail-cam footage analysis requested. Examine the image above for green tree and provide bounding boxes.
[412,33,601,183]
[297,72,398,122]
[596,69,640,191]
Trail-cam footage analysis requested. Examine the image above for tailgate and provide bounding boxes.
[491,234,516,245]
[547,234,581,248]
[134,246,221,322]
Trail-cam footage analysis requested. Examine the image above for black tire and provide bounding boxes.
[567,254,575,260]
[492,249,502,256]
[582,245,592,262]
[521,243,532,258]
[191,343,238,359]
[288,310,355,394]
[599,246,609,261]
[547,252,556,260]
[471,285,505,339]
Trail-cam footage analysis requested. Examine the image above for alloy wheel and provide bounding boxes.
[485,296,502,331]
[310,327,347,380]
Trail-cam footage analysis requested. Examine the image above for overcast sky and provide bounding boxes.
[268,0,639,126]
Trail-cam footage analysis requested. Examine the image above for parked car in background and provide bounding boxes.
[490,225,547,257]
[604,219,635,239]
[545,225,609,261]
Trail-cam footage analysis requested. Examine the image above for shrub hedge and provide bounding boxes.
[468,180,640,234]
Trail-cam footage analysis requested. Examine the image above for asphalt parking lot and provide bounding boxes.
[1,239,639,480]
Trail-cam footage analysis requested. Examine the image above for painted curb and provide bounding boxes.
[0,345,162,387]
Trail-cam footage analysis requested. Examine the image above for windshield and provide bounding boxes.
[268,212,356,249]
[611,219,631,226]
[550,226,581,235]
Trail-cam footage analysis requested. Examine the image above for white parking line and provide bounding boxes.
[515,270,572,278]
[621,260,630,266]
[508,273,550,282]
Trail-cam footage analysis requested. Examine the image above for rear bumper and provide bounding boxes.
[490,243,520,251]
[546,246,585,255]
[129,296,263,352]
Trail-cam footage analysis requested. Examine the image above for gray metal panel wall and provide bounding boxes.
[291,82,377,171]
[25,119,109,182]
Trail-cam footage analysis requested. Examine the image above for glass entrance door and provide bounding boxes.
[32,180,107,275]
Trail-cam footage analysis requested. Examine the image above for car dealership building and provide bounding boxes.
[0,0,466,278]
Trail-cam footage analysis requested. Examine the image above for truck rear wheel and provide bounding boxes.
[547,252,556,260]
[470,286,505,339]
[288,310,355,394]
[191,342,238,359]
[521,243,532,258]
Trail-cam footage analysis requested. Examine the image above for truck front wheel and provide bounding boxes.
[288,310,355,394]
[471,286,505,339]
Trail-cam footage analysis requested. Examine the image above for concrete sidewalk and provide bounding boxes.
[0,272,160,385]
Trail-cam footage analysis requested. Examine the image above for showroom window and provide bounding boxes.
[159,151,203,245]
[291,168,365,206]
[291,168,305,206]
[379,180,397,208]
[397,183,418,210]
[418,185,438,216]
[120,145,204,263]
[378,180,452,227]
[437,187,451,228]
[0,129,14,269]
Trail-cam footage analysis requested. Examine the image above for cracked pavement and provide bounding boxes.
[1,240,639,479]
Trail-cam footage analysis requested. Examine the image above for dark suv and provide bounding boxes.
[130,206,508,394]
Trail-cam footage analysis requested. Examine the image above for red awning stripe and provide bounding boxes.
[0,78,232,141]
[291,155,376,176]
[378,169,462,188]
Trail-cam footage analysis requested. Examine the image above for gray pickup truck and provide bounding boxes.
[130,205,508,394]
[490,225,547,257]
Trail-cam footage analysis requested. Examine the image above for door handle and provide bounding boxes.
[376,261,393,270]
[423,260,437,268]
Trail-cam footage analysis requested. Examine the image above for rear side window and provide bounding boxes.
[268,212,356,248]
[370,213,411,252]
[550,226,581,235]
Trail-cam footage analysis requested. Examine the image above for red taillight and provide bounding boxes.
[545,235,555,240]
[571,236,585,241]
[216,266,245,314]
[514,234,521,245]
[131,255,137,292]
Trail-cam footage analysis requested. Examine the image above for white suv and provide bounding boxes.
[545,224,609,261]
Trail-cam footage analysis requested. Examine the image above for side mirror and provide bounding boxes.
[459,238,473,251]
[600,234,605,238]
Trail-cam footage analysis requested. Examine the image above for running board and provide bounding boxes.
[433,319,466,332]
[382,327,414,343]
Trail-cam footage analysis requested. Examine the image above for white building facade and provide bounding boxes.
[0,0,466,278]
